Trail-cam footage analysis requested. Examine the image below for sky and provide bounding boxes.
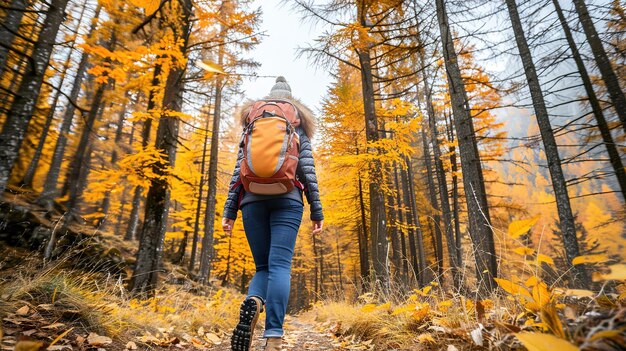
[239,1,333,113]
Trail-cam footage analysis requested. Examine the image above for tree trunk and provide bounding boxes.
[312,233,319,299]
[130,0,192,295]
[505,0,589,288]
[0,0,69,194]
[423,74,462,290]
[335,232,344,293]
[356,145,370,285]
[188,100,212,273]
[46,141,94,259]
[399,163,420,285]
[198,44,225,284]
[99,106,127,226]
[571,0,626,129]
[445,112,464,273]
[0,0,27,77]
[125,186,142,241]
[20,2,88,189]
[0,18,39,117]
[393,165,408,283]
[356,1,389,294]
[62,28,118,203]
[221,229,234,286]
[64,81,109,216]
[116,184,129,233]
[414,78,444,281]
[552,0,626,201]
[421,127,444,280]
[318,234,326,297]
[405,156,428,286]
[37,4,101,208]
[386,164,401,277]
[125,64,162,241]
[436,0,497,295]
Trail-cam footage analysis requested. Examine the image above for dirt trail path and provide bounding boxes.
[210,314,344,351]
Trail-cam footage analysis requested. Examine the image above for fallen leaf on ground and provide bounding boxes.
[417,333,435,343]
[37,304,54,311]
[470,325,484,346]
[515,332,578,351]
[16,306,30,316]
[565,289,595,298]
[23,329,37,336]
[42,323,65,329]
[204,332,221,344]
[87,332,112,346]
[14,341,44,351]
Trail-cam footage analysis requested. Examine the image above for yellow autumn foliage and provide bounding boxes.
[515,332,578,351]
[508,215,541,239]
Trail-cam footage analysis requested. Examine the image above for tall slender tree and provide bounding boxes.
[198,42,225,284]
[424,76,462,289]
[131,0,193,294]
[188,104,212,273]
[0,0,69,193]
[64,56,114,216]
[505,0,589,288]
[125,63,162,241]
[99,104,128,225]
[38,4,102,209]
[20,3,89,189]
[571,0,626,128]
[551,0,626,201]
[356,0,389,293]
[435,0,497,294]
[0,0,28,76]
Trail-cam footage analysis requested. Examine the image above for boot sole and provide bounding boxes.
[231,298,261,351]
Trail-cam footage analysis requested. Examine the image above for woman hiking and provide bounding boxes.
[222,76,324,351]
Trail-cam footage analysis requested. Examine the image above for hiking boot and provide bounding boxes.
[264,337,282,351]
[231,296,263,351]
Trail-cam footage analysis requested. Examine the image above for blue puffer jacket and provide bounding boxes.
[223,126,324,221]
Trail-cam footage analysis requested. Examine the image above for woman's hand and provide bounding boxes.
[222,217,235,232]
[312,220,323,235]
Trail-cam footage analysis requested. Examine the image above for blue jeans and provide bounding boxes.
[241,198,303,337]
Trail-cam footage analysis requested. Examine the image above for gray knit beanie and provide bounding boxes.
[268,76,292,99]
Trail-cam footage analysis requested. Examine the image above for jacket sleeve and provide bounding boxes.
[223,144,244,220]
[296,128,324,221]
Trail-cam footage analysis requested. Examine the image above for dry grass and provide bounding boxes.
[0,254,243,347]
[303,279,624,351]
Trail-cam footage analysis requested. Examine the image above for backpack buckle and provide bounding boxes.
[262,110,276,117]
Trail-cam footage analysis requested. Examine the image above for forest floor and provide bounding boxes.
[1,194,625,351]
[209,316,346,351]
[0,193,355,351]
[0,246,354,351]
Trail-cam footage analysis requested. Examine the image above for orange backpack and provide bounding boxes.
[239,99,301,195]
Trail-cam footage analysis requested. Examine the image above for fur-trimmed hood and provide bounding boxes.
[237,97,316,139]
